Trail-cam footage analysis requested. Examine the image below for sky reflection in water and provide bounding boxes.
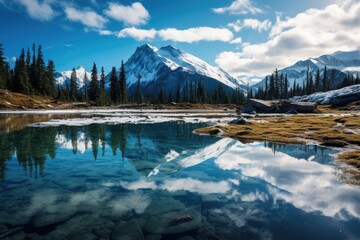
[0,123,359,240]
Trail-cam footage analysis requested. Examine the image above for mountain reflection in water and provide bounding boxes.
[0,122,359,240]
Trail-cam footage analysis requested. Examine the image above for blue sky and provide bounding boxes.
[1,0,359,83]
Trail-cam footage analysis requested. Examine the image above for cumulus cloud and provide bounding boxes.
[213,0,262,15]
[98,29,113,36]
[216,1,360,80]
[230,37,243,44]
[14,0,56,21]
[228,18,272,32]
[104,2,149,26]
[64,6,107,29]
[158,27,234,43]
[117,27,156,41]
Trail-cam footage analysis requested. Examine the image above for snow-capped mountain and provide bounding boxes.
[56,44,246,95]
[110,43,247,94]
[253,50,360,91]
[55,66,94,90]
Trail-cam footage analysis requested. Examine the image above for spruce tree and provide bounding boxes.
[35,45,47,95]
[89,63,99,102]
[46,60,56,97]
[135,74,142,104]
[70,68,78,101]
[99,66,106,105]
[323,66,328,91]
[83,70,88,102]
[175,84,181,103]
[13,49,31,94]
[110,67,119,104]
[29,43,36,91]
[119,61,127,104]
[315,69,321,92]
[0,43,7,89]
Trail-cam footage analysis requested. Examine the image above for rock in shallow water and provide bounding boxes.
[111,219,144,240]
[145,208,201,234]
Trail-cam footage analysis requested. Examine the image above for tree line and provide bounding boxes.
[255,67,360,100]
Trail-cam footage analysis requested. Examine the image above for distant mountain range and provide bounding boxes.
[55,44,247,95]
[253,50,360,91]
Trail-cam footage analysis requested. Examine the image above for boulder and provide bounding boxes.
[228,117,248,125]
[111,220,144,240]
[245,99,316,113]
[145,208,201,234]
[330,92,360,106]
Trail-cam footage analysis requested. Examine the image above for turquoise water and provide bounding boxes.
[0,122,360,240]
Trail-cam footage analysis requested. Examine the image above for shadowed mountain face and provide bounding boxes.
[253,50,360,90]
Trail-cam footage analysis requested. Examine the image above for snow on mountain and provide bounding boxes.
[253,50,360,91]
[123,44,246,94]
[56,44,247,94]
[55,66,94,90]
[290,84,360,105]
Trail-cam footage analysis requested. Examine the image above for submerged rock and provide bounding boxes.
[145,208,201,234]
[111,220,144,240]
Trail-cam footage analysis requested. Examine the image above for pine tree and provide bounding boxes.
[13,49,31,94]
[29,43,36,91]
[158,87,164,104]
[119,61,127,104]
[89,63,99,102]
[70,68,78,101]
[83,70,88,102]
[110,67,120,104]
[46,60,56,97]
[135,74,142,104]
[0,43,7,89]
[323,66,328,91]
[176,84,181,103]
[264,76,268,100]
[284,75,288,99]
[99,66,106,105]
[35,45,47,95]
[315,69,321,92]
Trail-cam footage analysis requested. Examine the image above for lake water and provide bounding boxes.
[0,121,360,240]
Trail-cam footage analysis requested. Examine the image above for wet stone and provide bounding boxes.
[111,219,144,240]
[145,208,201,234]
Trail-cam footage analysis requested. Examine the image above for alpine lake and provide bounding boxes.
[0,111,360,240]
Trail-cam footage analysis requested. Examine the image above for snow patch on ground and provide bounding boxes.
[291,84,360,104]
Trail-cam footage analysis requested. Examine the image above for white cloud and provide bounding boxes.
[117,27,156,41]
[213,0,262,15]
[98,29,114,36]
[216,1,360,81]
[230,37,243,44]
[158,27,234,43]
[104,2,149,26]
[228,19,272,33]
[243,19,272,32]
[14,0,56,21]
[11,56,17,62]
[64,6,107,29]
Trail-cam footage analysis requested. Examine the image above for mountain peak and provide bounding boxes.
[138,43,158,52]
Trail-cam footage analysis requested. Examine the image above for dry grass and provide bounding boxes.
[196,115,360,146]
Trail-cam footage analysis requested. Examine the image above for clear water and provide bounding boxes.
[0,122,360,240]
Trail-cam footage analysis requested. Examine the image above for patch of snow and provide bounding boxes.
[291,84,360,104]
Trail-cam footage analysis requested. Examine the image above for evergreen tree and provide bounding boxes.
[175,84,181,103]
[70,68,78,101]
[35,45,47,95]
[109,67,120,103]
[269,74,275,99]
[29,43,36,91]
[323,66,328,91]
[45,60,56,97]
[25,47,31,74]
[13,49,31,94]
[158,87,164,104]
[99,66,106,105]
[315,69,321,92]
[264,76,269,100]
[83,70,88,102]
[0,43,7,89]
[119,61,127,104]
[284,75,288,98]
[89,63,99,102]
[135,74,142,104]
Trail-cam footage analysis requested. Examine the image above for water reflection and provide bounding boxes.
[0,123,360,240]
